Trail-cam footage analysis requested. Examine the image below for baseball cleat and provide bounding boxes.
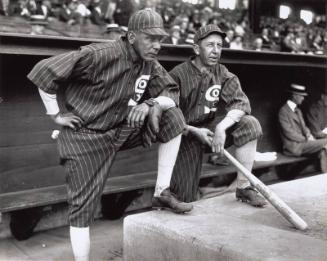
[236,186,267,208]
[152,188,193,214]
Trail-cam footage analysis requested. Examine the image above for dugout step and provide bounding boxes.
[124,174,327,261]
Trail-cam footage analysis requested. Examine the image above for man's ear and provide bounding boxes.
[193,44,200,55]
[127,31,136,44]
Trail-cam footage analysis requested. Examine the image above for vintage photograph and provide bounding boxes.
[0,0,326,260]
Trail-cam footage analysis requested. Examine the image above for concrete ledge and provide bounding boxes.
[124,174,327,261]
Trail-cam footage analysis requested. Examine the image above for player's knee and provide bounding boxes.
[241,115,263,139]
[158,107,186,142]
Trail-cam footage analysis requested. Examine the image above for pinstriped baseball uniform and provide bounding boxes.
[169,59,262,202]
[27,38,185,227]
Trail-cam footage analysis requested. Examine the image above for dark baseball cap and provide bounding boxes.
[128,9,169,37]
[194,24,226,43]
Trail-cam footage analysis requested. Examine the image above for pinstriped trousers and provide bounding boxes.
[57,107,185,227]
[170,115,262,203]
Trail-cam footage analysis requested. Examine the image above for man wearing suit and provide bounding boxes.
[278,84,327,172]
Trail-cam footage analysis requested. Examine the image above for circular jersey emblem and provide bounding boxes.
[134,75,150,101]
[205,85,221,102]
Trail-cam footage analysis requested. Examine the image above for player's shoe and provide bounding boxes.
[152,188,193,214]
[236,186,267,207]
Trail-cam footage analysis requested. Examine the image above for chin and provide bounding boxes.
[144,56,157,61]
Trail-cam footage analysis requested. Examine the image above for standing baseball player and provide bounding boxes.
[169,24,267,207]
[28,9,192,261]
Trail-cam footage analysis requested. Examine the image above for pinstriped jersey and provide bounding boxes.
[28,38,179,131]
[169,58,251,125]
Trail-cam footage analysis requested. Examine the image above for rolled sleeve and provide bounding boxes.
[27,47,94,94]
[221,75,251,114]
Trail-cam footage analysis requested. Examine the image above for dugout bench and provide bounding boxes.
[0,33,326,239]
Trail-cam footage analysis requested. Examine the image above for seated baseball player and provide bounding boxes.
[169,24,267,208]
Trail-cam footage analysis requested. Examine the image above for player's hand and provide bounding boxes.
[191,127,213,146]
[212,126,226,155]
[127,103,150,128]
[51,112,83,129]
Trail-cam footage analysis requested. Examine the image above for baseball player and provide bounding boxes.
[28,9,192,261]
[169,24,267,208]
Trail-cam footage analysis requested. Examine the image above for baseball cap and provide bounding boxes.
[128,8,169,37]
[194,24,226,43]
[288,84,308,96]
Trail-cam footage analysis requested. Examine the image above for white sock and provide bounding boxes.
[70,226,90,261]
[235,139,257,189]
[154,134,182,196]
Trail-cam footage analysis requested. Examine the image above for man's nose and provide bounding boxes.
[212,45,219,53]
[152,40,161,51]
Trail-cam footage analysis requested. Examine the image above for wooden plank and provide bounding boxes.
[0,171,158,212]
[0,165,65,193]
[0,130,55,147]
[0,100,46,119]
[0,143,59,172]
[0,115,56,133]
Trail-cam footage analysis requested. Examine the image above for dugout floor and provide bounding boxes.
[0,218,124,261]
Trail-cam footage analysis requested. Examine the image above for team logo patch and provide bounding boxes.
[205,85,221,102]
[134,75,150,102]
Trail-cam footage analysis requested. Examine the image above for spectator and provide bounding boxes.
[103,23,125,40]
[252,37,263,51]
[278,84,327,173]
[88,0,105,25]
[163,25,184,45]
[223,29,234,48]
[311,34,324,54]
[58,0,82,25]
[230,34,243,50]
[260,28,272,49]
[20,0,48,19]
[113,0,135,26]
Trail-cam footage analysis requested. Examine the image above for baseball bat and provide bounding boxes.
[223,149,308,231]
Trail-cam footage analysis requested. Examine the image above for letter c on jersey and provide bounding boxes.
[205,85,221,102]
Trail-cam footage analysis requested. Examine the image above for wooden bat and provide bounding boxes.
[223,149,308,231]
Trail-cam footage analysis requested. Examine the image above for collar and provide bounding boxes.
[287,100,297,112]
[189,56,216,75]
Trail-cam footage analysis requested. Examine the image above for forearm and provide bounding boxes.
[154,96,176,111]
[183,124,197,136]
[216,116,237,132]
[226,109,245,123]
[38,88,60,115]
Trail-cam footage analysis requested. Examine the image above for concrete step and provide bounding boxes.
[124,174,327,261]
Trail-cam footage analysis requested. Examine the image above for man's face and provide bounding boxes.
[293,94,305,105]
[194,33,223,68]
[129,31,164,61]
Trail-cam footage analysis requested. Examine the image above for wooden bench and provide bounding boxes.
[0,152,310,214]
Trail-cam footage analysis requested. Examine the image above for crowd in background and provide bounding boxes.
[1,0,327,55]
